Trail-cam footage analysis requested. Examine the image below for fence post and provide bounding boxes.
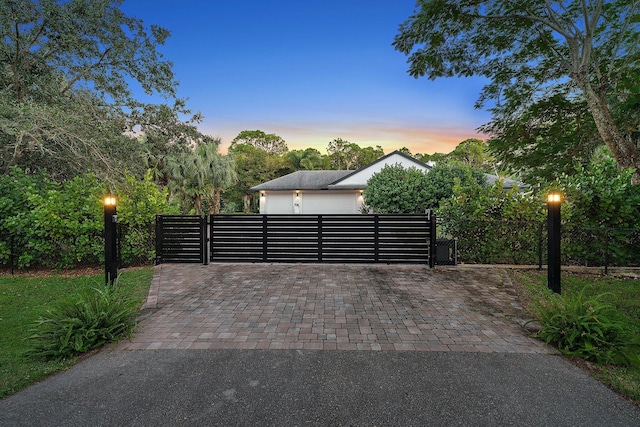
[155,215,162,265]
[428,210,436,268]
[202,215,209,265]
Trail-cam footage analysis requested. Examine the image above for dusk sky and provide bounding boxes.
[122,0,491,155]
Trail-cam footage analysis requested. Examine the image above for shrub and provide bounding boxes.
[364,164,432,213]
[0,168,175,269]
[28,283,140,360]
[559,157,640,266]
[437,178,545,264]
[531,289,640,366]
[115,171,177,266]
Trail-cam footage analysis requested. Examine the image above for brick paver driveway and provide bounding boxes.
[118,264,551,353]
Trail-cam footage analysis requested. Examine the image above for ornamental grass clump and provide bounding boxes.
[28,283,139,360]
[532,289,639,366]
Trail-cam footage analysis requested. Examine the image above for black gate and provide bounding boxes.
[209,213,435,266]
[155,215,207,264]
[156,213,436,266]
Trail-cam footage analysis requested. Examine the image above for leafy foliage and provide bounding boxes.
[531,289,640,366]
[115,171,177,265]
[0,0,210,181]
[230,130,288,155]
[0,167,172,269]
[447,138,496,172]
[326,138,384,170]
[227,142,290,212]
[284,148,330,171]
[438,178,545,264]
[394,0,640,182]
[421,163,486,209]
[28,282,140,360]
[559,152,640,266]
[437,148,640,266]
[561,154,640,229]
[483,93,602,184]
[0,172,105,268]
[162,141,236,214]
[1,269,153,397]
[364,164,432,213]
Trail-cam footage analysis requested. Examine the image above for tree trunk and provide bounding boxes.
[211,189,221,214]
[214,188,222,214]
[243,195,251,213]
[194,195,202,215]
[581,83,640,184]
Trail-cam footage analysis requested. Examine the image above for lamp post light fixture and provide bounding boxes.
[104,195,118,286]
[547,191,562,294]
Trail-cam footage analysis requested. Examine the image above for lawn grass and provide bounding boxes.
[0,267,153,399]
[511,270,640,404]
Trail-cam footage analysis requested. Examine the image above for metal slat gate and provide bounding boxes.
[209,213,435,266]
[155,213,436,266]
[155,215,208,264]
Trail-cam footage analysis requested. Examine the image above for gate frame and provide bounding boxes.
[156,212,437,267]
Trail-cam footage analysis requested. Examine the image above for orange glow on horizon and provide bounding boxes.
[212,123,485,156]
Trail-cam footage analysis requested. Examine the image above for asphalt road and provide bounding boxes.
[1,349,639,426]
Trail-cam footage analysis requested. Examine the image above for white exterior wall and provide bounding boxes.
[335,152,429,188]
[259,190,363,214]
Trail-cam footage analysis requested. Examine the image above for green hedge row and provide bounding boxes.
[0,169,176,269]
[437,160,640,266]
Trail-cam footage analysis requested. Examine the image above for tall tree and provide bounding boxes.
[229,130,288,155]
[205,152,237,214]
[356,145,385,169]
[163,140,233,214]
[394,0,640,182]
[284,148,330,170]
[227,142,289,212]
[448,138,496,173]
[483,94,601,183]
[326,139,383,170]
[0,0,209,180]
[327,138,359,169]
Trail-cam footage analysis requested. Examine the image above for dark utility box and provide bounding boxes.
[436,239,457,265]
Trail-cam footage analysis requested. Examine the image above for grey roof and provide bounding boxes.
[251,170,353,191]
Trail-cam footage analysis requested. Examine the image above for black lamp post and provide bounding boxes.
[547,192,562,294]
[104,195,118,286]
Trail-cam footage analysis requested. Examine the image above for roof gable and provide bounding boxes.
[328,150,431,189]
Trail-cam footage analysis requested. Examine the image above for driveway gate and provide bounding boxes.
[156,213,436,266]
[155,215,208,264]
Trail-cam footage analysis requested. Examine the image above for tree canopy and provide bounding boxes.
[421,163,487,209]
[229,130,288,155]
[326,138,384,170]
[394,0,640,182]
[0,0,211,180]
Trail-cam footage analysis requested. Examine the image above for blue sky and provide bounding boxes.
[122,0,491,155]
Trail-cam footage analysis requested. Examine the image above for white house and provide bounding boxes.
[251,151,431,214]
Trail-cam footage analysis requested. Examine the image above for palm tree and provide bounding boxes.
[164,140,236,214]
[207,155,237,213]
